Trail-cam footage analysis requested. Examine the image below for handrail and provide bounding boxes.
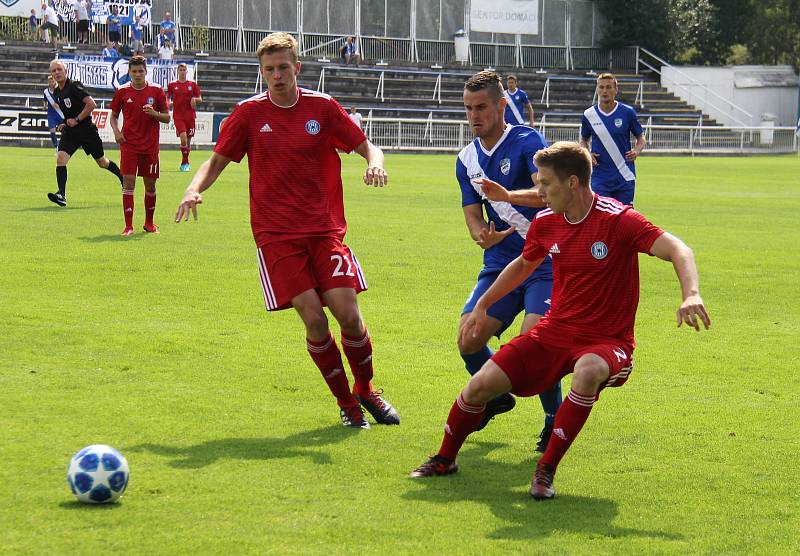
[318,67,326,93]
[432,74,442,105]
[638,47,753,126]
[375,72,385,102]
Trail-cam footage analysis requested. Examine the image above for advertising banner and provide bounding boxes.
[470,0,539,35]
[50,0,151,25]
[0,109,215,146]
[58,54,195,91]
[0,0,40,17]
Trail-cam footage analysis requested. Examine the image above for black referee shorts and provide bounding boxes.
[59,125,105,159]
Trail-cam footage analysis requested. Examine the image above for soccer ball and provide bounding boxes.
[67,444,130,504]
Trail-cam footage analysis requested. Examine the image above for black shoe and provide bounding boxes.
[535,424,553,453]
[47,192,66,207]
[409,455,458,478]
[356,388,400,425]
[475,393,516,432]
[340,404,370,429]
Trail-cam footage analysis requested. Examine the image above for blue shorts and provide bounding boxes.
[462,268,552,337]
[48,114,63,130]
[592,175,635,206]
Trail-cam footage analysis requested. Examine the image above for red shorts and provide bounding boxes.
[173,117,195,138]
[256,237,367,311]
[491,334,634,397]
[120,149,159,179]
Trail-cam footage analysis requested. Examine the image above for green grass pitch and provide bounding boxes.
[0,147,798,554]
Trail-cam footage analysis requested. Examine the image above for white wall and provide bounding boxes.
[661,65,799,127]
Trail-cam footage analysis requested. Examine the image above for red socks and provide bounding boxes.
[181,146,190,165]
[307,334,358,408]
[122,191,134,228]
[341,329,373,398]
[539,389,597,469]
[144,191,156,227]
[438,394,485,461]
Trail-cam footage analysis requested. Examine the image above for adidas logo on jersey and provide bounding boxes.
[126,98,133,103]
[549,243,561,254]
[260,123,272,133]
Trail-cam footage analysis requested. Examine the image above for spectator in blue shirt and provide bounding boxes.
[107,4,121,47]
[102,40,118,58]
[29,9,38,40]
[159,11,176,48]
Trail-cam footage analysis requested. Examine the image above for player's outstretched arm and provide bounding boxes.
[354,139,387,187]
[650,232,711,331]
[477,177,545,207]
[175,152,232,222]
[461,255,542,341]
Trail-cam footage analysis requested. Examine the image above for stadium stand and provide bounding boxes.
[0,41,720,129]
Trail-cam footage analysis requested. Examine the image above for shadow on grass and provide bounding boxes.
[12,205,102,212]
[78,233,148,243]
[59,500,123,510]
[127,425,357,468]
[404,440,683,542]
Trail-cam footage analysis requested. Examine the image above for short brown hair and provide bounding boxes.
[464,70,503,102]
[177,62,187,70]
[533,142,592,187]
[597,72,617,85]
[257,32,298,62]
[129,55,147,68]
[507,74,518,81]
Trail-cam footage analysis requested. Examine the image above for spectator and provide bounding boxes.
[158,38,174,60]
[40,2,60,52]
[129,15,144,55]
[349,106,363,129]
[159,10,176,49]
[107,4,121,47]
[102,40,118,58]
[74,0,90,44]
[135,0,151,46]
[29,9,39,41]
[339,36,361,65]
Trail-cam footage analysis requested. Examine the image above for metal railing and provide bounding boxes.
[358,118,799,154]
[638,47,754,127]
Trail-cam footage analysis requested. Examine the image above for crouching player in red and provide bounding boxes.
[110,55,170,236]
[167,63,202,172]
[174,33,400,430]
[410,142,711,499]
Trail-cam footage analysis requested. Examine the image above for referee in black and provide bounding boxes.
[48,59,123,207]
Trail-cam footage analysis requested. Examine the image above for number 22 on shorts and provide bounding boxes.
[330,254,355,277]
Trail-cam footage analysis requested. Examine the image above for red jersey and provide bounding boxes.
[214,88,367,247]
[522,195,664,348]
[167,79,201,120]
[110,82,168,154]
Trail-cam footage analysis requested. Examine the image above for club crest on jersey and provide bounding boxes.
[591,241,608,260]
[305,119,321,135]
[614,118,623,128]
[64,98,72,109]
[147,97,155,105]
[500,158,511,175]
[188,85,192,91]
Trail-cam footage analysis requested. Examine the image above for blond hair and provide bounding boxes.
[257,32,298,62]
[533,142,593,187]
[597,72,618,86]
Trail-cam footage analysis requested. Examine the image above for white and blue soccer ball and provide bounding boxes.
[67,444,129,504]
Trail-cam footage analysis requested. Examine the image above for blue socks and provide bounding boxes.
[538,382,563,426]
[460,345,493,376]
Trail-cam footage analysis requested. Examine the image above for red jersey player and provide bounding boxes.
[110,55,170,236]
[174,32,400,430]
[167,63,202,172]
[411,142,711,500]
